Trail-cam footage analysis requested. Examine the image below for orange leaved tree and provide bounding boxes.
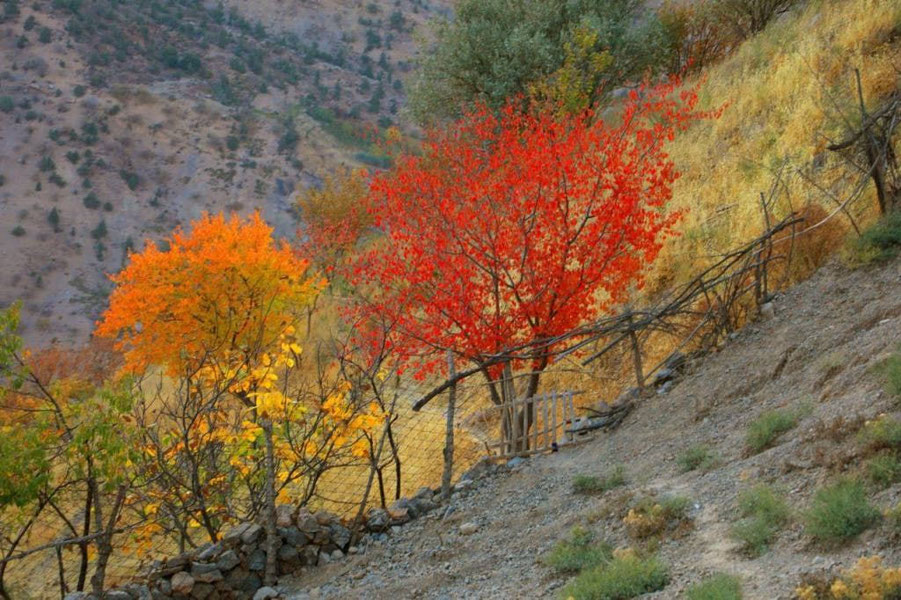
[97,212,323,584]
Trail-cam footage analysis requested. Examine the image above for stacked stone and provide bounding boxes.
[82,486,451,600]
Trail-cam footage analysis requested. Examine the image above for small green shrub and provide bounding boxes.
[560,554,668,600]
[38,26,51,43]
[866,453,901,488]
[877,353,901,400]
[573,466,626,495]
[859,415,901,452]
[119,170,139,191]
[38,155,55,172]
[543,527,612,574]
[0,96,14,113]
[11,226,25,237]
[804,478,881,543]
[730,484,789,556]
[624,495,692,539]
[677,444,716,473]
[746,408,798,454]
[83,193,100,210]
[684,573,742,600]
[73,85,86,98]
[847,212,901,265]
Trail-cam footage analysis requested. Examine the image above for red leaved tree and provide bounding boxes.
[349,80,714,439]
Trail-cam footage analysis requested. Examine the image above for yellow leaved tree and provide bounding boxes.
[97,212,381,585]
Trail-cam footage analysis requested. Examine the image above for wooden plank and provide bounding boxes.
[551,391,558,446]
[542,392,550,449]
[532,395,539,451]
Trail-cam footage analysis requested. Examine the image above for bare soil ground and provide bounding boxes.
[283,255,901,599]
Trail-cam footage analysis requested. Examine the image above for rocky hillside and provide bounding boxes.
[278,255,901,599]
[0,0,449,346]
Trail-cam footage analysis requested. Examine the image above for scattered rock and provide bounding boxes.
[170,571,195,596]
[459,522,479,535]
[253,586,279,600]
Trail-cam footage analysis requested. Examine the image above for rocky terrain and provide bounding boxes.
[266,256,901,599]
[0,0,449,346]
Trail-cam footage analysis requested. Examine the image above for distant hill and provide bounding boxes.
[0,0,450,346]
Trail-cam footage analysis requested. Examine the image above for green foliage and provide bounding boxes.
[745,408,798,453]
[730,484,789,556]
[91,219,108,240]
[877,352,901,400]
[847,211,901,265]
[409,0,672,122]
[48,207,61,232]
[543,527,613,574]
[83,192,100,210]
[11,225,25,237]
[560,554,669,600]
[38,155,56,172]
[38,26,51,43]
[804,478,881,543]
[865,453,901,488]
[677,444,716,473]
[73,85,86,98]
[860,415,901,451]
[0,96,14,113]
[684,573,743,600]
[119,169,139,191]
[572,465,626,494]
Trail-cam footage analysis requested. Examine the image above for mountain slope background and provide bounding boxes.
[0,0,449,346]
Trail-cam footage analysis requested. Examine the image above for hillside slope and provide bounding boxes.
[0,0,448,346]
[283,256,901,599]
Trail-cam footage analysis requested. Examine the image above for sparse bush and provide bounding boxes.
[0,96,14,113]
[730,484,789,556]
[73,85,86,98]
[804,478,880,543]
[859,415,901,452]
[865,453,901,488]
[624,495,692,539]
[685,573,742,600]
[794,556,901,600]
[560,554,668,600]
[677,444,716,473]
[38,26,51,43]
[711,0,797,38]
[47,207,60,232]
[11,225,25,237]
[543,527,612,574]
[66,150,80,164]
[119,170,139,191]
[877,353,901,401]
[846,211,901,265]
[572,466,626,495]
[48,173,66,187]
[83,193,100,210]
[746,408,798,454]
[38,155,55,172]
[91,219,108,240]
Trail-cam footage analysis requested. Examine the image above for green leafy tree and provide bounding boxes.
[408,0,670,122]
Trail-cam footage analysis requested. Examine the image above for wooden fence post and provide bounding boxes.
[441,350,456,501]
[626,310,644,390]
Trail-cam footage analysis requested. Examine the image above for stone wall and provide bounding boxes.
[65,473,491,600]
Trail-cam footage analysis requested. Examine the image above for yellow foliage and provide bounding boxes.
[794,556,901,599]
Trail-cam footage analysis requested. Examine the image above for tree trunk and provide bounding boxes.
[261,418,279,586]
[90,483,127,596]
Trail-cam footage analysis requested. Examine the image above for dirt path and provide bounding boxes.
[283,256,901,599]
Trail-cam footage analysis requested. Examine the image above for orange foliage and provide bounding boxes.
[96,212,321,374]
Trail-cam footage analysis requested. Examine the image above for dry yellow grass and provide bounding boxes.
[658,0,900,283]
